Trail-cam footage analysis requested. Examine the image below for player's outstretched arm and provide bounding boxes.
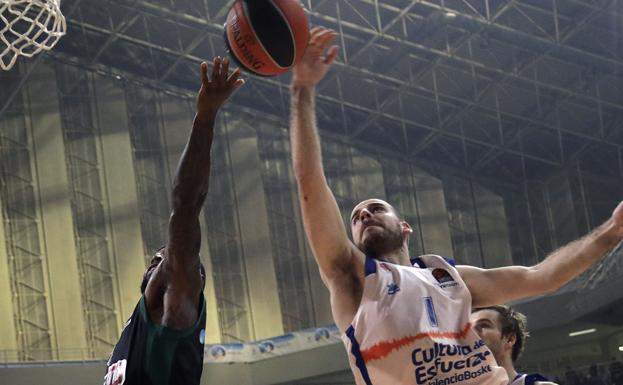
[460,201,623,307]
[290,27,363,284]
[159,57,244,328]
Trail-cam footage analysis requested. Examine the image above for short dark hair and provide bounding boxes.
[141,246,206,293]
[476,305,529,362]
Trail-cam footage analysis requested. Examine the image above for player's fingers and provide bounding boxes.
[200,62,208,84]
[220,57,230,85]
[324,45,339,65]
[233,78,245,89]
[308,31,336,57]
[312,29,334,43]
[309,26,323,36]
[227,67,242,85]
[308,33,335,58]
[309,27,326,43]
[317,32,337,52]
[309,28,334,47]
[211,56,222,83]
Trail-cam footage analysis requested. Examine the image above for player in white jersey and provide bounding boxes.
[471,306,558,385]
[289,26,623,385]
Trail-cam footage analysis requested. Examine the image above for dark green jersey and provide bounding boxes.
[104,295,206,385]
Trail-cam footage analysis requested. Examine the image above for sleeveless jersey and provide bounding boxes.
[341,254,508,385]
[511,373,558,385]
[104,295,206,385]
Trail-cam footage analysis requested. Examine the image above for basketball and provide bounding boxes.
[224,0,310,77]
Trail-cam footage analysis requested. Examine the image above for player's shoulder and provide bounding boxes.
[513,373,558,385]
[414,254,457,268]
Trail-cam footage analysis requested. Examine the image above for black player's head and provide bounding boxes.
[470,305,529,363]
[350,198,413,258]
[140,246,206,294]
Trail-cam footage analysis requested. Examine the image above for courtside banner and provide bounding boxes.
[204,324,341,363]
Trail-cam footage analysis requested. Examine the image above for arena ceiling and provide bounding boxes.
[12,0,623,182]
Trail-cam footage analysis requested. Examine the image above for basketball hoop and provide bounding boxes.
[0,0,66,71]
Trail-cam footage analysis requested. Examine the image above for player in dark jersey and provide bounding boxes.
[104,56,244,385]
[471,306,558,385]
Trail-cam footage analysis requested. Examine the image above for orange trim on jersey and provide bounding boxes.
[359,322,472,362]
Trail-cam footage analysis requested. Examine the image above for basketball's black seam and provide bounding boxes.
[242,0,293,69]
[241,0,287,69]
[269,0,297,67]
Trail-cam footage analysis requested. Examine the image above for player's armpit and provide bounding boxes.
[161,284,202,329]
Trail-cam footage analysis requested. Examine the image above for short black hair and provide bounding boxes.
[475,305,529,362]
[140,246,206,293]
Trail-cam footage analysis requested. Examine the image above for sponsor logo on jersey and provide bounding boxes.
[412,339,494,385]
[432,268,458,288]
[387,283,400,295]
[432,268,453,283]
[104,359,127,385]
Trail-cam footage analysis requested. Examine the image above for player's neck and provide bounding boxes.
[501,359,518,384]
[376,245,411,266]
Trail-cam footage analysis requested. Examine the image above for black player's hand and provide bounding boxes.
[196,56,245,123]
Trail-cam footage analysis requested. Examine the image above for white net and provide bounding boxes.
[0,0,66,71]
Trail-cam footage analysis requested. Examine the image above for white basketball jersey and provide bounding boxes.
[341,254,508,385]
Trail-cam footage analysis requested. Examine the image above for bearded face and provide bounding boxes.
[359,220,404,257]
[350,199,410,258]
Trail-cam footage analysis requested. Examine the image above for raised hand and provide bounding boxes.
[292,27,339,87]
[196,56,245,123]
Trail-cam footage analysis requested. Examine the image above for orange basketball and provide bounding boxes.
[224,0,310,77]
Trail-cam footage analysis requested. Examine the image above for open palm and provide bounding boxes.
[196,57,244,122]
[292,27,339,87]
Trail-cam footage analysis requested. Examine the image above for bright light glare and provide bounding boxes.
[568,328,596,337]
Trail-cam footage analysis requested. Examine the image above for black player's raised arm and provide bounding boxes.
[105,57,244,385]
[149,57,244,329]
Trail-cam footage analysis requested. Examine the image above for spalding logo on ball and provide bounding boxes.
[224,0,310,77]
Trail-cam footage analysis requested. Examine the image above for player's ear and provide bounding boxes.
[504,333,517,349]
[401,221,413,237]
